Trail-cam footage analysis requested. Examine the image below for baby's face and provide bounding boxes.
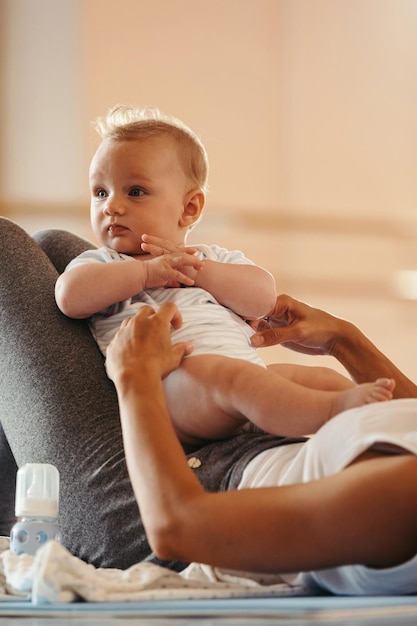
[89,136,190,255]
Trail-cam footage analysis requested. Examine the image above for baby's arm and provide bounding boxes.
[55,250,204,319]
[56,258,145,319]
[194,260,276,319]
[141,235,276,320]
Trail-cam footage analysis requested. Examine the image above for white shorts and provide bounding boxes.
[238,398,417,595]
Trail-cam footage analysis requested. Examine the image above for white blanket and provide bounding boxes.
[0,538,306,604]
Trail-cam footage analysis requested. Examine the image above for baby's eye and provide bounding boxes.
[129,187,145,197]
[96,189,108,198]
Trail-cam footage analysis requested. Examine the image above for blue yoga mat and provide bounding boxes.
[1,595,417,618]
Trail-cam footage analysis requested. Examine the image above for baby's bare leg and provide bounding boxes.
[163,356,249,445]
[163,355,395,444]
[267,363,354,391]
[268,363,395,418]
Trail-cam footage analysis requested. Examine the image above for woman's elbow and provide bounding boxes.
[146,518,192,562]
[142,492,215,562]
[144,500,208,563]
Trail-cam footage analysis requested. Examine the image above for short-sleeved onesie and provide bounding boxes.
[66,244,266,366]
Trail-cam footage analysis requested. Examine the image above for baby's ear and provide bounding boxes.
[180,189,205,227]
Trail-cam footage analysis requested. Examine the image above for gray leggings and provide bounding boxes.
[0,217,302,569]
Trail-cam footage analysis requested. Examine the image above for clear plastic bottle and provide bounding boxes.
[10,463,62,556]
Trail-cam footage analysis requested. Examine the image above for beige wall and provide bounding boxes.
[2,0,416,215]
[277,0,417,217]
[82,0,417,218]
[81,0,285,213]
[1,0,417,379]
[0,0,83,204]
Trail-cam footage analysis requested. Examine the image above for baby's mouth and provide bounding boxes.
[108,224,127,235]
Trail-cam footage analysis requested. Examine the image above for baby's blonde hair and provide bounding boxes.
[94,105,209,192]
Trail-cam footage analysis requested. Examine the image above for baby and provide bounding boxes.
[55,105,394,445]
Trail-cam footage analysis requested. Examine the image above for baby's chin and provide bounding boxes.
[106,237,144,256]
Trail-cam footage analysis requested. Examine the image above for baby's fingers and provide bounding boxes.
[171,270,195,286]
[141,240,169,257]
[176,254,204,269]
[142,234,198,257]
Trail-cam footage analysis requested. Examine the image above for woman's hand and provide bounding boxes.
[106,302,194,385]
[250,294,417,398]
[250,293,343,356]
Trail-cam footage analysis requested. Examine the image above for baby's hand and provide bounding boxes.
[141,234,203,287]
[141,234,195,257]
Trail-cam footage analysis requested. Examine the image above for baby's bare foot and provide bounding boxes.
[332,378,395,417]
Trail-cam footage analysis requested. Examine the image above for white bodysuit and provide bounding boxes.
[66,244,265,366]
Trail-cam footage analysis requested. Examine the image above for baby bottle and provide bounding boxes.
[10,463,62,556]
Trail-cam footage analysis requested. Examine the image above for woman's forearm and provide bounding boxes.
[115,372,207,558]
[331,320,417,399]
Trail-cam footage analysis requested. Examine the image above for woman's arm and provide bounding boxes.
[105,303,319,572]
[251,294,417,399]
[106,303,417,573]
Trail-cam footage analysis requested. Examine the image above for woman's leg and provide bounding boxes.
[0,218,152,568]
[1,218,307,569]
[0,425,17,536]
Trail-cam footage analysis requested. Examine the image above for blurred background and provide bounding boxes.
[1,0,416,380]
